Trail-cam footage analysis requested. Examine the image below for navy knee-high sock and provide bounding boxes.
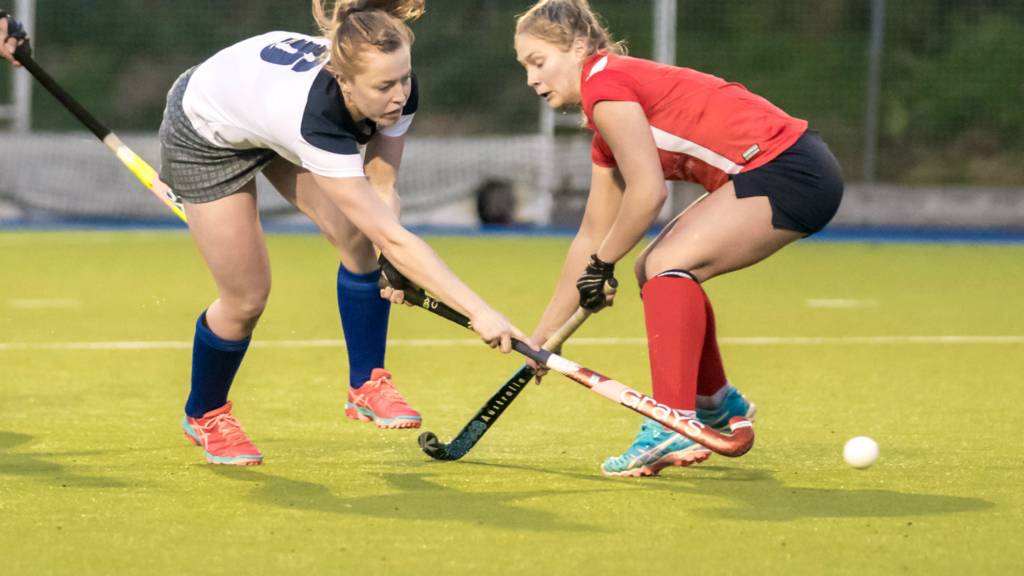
[337,264,390,389]
[185,311,251,417]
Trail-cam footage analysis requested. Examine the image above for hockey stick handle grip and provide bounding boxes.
[377,254,590,349]
[13,44,109,140]
[398,288,474,328]
[381,271,588,352]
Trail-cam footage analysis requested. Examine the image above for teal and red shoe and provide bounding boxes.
[601,418,711,477]
[345,368,422,429]
[697,385,757,431]
[182,401,263,466]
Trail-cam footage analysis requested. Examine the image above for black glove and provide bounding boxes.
[1,11,32,57]
[576,254,618,311]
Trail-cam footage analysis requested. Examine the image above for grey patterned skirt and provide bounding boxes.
[158,67,277,204]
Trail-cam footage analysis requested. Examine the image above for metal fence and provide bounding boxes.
[1,0,1022,224]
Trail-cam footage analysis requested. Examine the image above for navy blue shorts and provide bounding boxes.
[731,130,844,235]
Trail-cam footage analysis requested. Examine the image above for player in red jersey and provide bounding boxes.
[516,0,843,476]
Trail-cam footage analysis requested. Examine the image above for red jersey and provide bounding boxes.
[581,53,808,192]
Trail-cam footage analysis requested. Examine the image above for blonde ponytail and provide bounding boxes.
[515,0,626,56]
[312,0,425,78]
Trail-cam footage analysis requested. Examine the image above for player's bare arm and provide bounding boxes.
[314,173,527,352]
[365,133,407,303]
[590,100,668,264]
[364,133,405,215]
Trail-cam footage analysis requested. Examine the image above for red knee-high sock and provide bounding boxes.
[642,275,706,411]
[696,289,728,398]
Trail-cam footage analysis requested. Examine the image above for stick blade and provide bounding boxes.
[722,416,756,457]
[687,416,755,457]
[418,431,461,461]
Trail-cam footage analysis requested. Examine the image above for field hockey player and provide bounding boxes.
[515,0,844,476]
[156,0,526,466]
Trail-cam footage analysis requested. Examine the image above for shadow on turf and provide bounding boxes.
[458,461,994,521]
[683,467,994,521]
[205,466,613,532]
[0,431,125,488]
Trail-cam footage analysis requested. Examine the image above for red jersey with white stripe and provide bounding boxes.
[581,53,808,192]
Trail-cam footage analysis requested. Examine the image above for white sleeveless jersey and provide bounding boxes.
[182,31,417,179]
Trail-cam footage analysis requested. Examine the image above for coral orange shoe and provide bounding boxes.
[182,401,263,466]
[345,368,422,429]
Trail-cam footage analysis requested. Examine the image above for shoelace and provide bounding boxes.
[633,420,662,446]
[371,378,405,404]
[200,412,251,448]
[630,421,682,454]
[606,423,670,466]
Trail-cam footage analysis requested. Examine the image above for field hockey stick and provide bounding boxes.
[12,43,188,223]
[418,307,591,460]
[379,263,755,458]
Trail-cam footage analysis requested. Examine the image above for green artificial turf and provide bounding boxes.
[1,231,1022,575]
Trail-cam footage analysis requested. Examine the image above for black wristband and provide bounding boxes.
[587,254,614,274]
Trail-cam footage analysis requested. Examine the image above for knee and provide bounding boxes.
[241,286,271,320]
[643,251,708,283]
[643,252,673,280]
[226,286,271,324]
[338,236,377,274]
[313,213,346,249]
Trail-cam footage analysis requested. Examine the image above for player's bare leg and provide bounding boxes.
[636,182,802,286]
[608,183,794,476]
[180,182,267,464]
[264,159,421,428]
[263,158,377,273]
[185,182,271,339]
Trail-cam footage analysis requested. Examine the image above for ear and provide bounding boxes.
[337,75,353,97]
[572,36,589,59]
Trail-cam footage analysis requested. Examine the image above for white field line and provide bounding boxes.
[8,298,81,309]
[1,335,1023,352]
[804,298,878,309]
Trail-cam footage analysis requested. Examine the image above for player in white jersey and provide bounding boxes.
[165,0,529,466]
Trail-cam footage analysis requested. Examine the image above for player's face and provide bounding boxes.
[515,33,586,108]
[341,45,413,128]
